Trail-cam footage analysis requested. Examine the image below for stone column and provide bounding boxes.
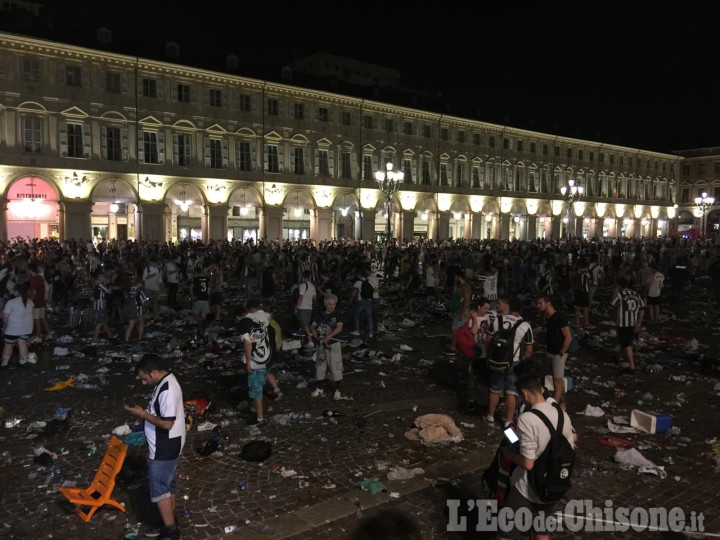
[61,200,93,241]
[208,204,228,241]
[575,217,584,239]
[401,210,415,241]
[263,206,283,241]
[309,209,319,240]
[0,198,7,242]
[140,202,167,242]
[464,214,473,239]
[437,211,451,240]
[552,216,562,239]
[471,214,482,239]
[360,209,375,242]
[316,209,333,241]
[500,213,510,240]
[527,215,537,240]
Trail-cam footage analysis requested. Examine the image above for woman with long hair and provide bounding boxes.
[2,283,35,367]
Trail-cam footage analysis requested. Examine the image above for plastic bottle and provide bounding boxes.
[245,520,274,534]
[322,410,345,417]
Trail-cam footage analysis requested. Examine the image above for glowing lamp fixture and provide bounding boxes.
[485,214,493,222]
[110,202,119,213]
[513,216,520,223]
[294,207,303,218]
[453,212,462,220]
[563,217,569,223]
[341,208,348,217]
[240,206,249,216]
[695,191,715,237]
[422,212,428,221]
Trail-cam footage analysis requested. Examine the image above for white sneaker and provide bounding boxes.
[26,353,38,364]
[196,421,217,432]
[273,389,283,401]
[484,414,495,424]
[310,388,324,398]
[19,357,27,365]
[333,390,352,401]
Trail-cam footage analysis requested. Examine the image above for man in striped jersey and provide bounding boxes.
[91,271,117,344]
[610,277,646,371]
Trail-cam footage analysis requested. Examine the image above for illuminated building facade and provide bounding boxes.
[0,33,679,242]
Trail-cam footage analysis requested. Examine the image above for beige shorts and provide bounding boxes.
[549,353,567,379]
[33,307,46,320]
[316,342,343,382]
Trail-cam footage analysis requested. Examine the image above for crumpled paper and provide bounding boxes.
[607,420,638,434]
[580,405,605,417]
[386,466,424,481]
[112,424,132,436]
[614,448,667,479]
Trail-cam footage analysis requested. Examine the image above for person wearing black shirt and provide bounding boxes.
[190,263,211,322]
[537,294,572,408]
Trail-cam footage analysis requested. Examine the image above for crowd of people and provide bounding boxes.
[0,233,717,539]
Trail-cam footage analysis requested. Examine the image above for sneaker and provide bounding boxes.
[484,414,495,424]
[1,358,9,368]
[272,389,283,401]
[196,421,217,432]
[333,390,353,401]
[29,336,42,345]
[43,334,54,342]
[310,388,324,398]
[144,525,162,538]
[19,357,27,366]
[26,353,38,364]
[248,418,266,428]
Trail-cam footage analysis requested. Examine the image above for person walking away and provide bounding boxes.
[588,253,604,310]
[28,263,52,343]
[450,272,472,353]
[91,271,117,344]
[124,278,148,343]
[1,283,34,367]
[571,260,593,329]
[237,298,273,427]
[143,258,161,319]
[537,295,572,408]
[165,257,180,309]
[351,268,374,339]
[310,294,347,400]
[498,374,576,540]
[610,277,646,372]
[485,297,534,427]
[294,270,316,348]
[190,263,211,324]
[646,261,664,323]
[124,354,185,540]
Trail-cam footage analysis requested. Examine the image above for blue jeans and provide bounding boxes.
[355,299,373,333]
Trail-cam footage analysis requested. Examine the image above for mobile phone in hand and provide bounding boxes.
[504,426,519,445]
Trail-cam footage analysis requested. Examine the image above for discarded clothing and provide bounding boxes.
[404,414,463,444]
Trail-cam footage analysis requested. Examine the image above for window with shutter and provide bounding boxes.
[472,166,480,188]
[121,128,129,161]
[105,126,122,161]
[142,78,158,97]
[293,147,305,175]
[23,59,40,81]
[209,139,223,168]
[66,123,83,158]
[266,144,279,172]
[83,124,92,158]
[23,117,42,153]
[157,131,165,164]
[440,163,448,185]
[328,149,335,177]
[341,152,351,179]
[177,84,191,102]
[318,149,329,176]
[143,131,159,164]
[237,141,251,171]
[222,139,229,168]
[105,72,121,92]
[422,161,431,184]
[204,138,212,167]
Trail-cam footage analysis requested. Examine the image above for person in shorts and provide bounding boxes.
[28,263,52,343]
[237,298,272,428]
[190,263,211,323]
[537,294,572,408]
[2,283,34,367]
[294,270,316,347]
[125,354,185,540]
[485,297,534,427]
[310,293,346,400]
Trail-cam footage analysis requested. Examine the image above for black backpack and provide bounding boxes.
[240,440,272,462]
[360,278,374,299]
[527,403,575,503]
[487,315,524,372]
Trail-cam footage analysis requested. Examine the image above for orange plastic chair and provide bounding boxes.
[59,436,128,522]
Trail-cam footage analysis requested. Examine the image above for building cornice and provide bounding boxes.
[0,32,680,161]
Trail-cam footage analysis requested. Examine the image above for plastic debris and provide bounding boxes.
[112,424,132,436]
[580,405,605,417]
[399,344,413,351]
[355,478,387,494]
[614,448,667,479]
[53,347,70,356]
[124,432,147,446]
[386,466,424,481]
[45,379,75,391]
[280,467,297,478]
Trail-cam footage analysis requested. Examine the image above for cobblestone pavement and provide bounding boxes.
[1,281,719,539]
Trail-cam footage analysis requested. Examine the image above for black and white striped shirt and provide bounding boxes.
[610,288,646,327]
[93,283,109,310]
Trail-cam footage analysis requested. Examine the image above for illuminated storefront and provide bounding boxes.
[6,177,59,240]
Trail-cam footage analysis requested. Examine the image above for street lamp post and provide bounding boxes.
[695,191,715,238]
[375,162,404,245]
[560,178,584,238]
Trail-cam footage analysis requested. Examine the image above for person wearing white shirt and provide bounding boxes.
[294,270,316,347]
[646,261,664,322]
[2,283,34,367]
[143,259,161,318]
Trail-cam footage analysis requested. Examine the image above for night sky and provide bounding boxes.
[16,0,720,153]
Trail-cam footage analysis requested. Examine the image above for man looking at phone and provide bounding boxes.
[499,374,577,540]
[125,354,185,540]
